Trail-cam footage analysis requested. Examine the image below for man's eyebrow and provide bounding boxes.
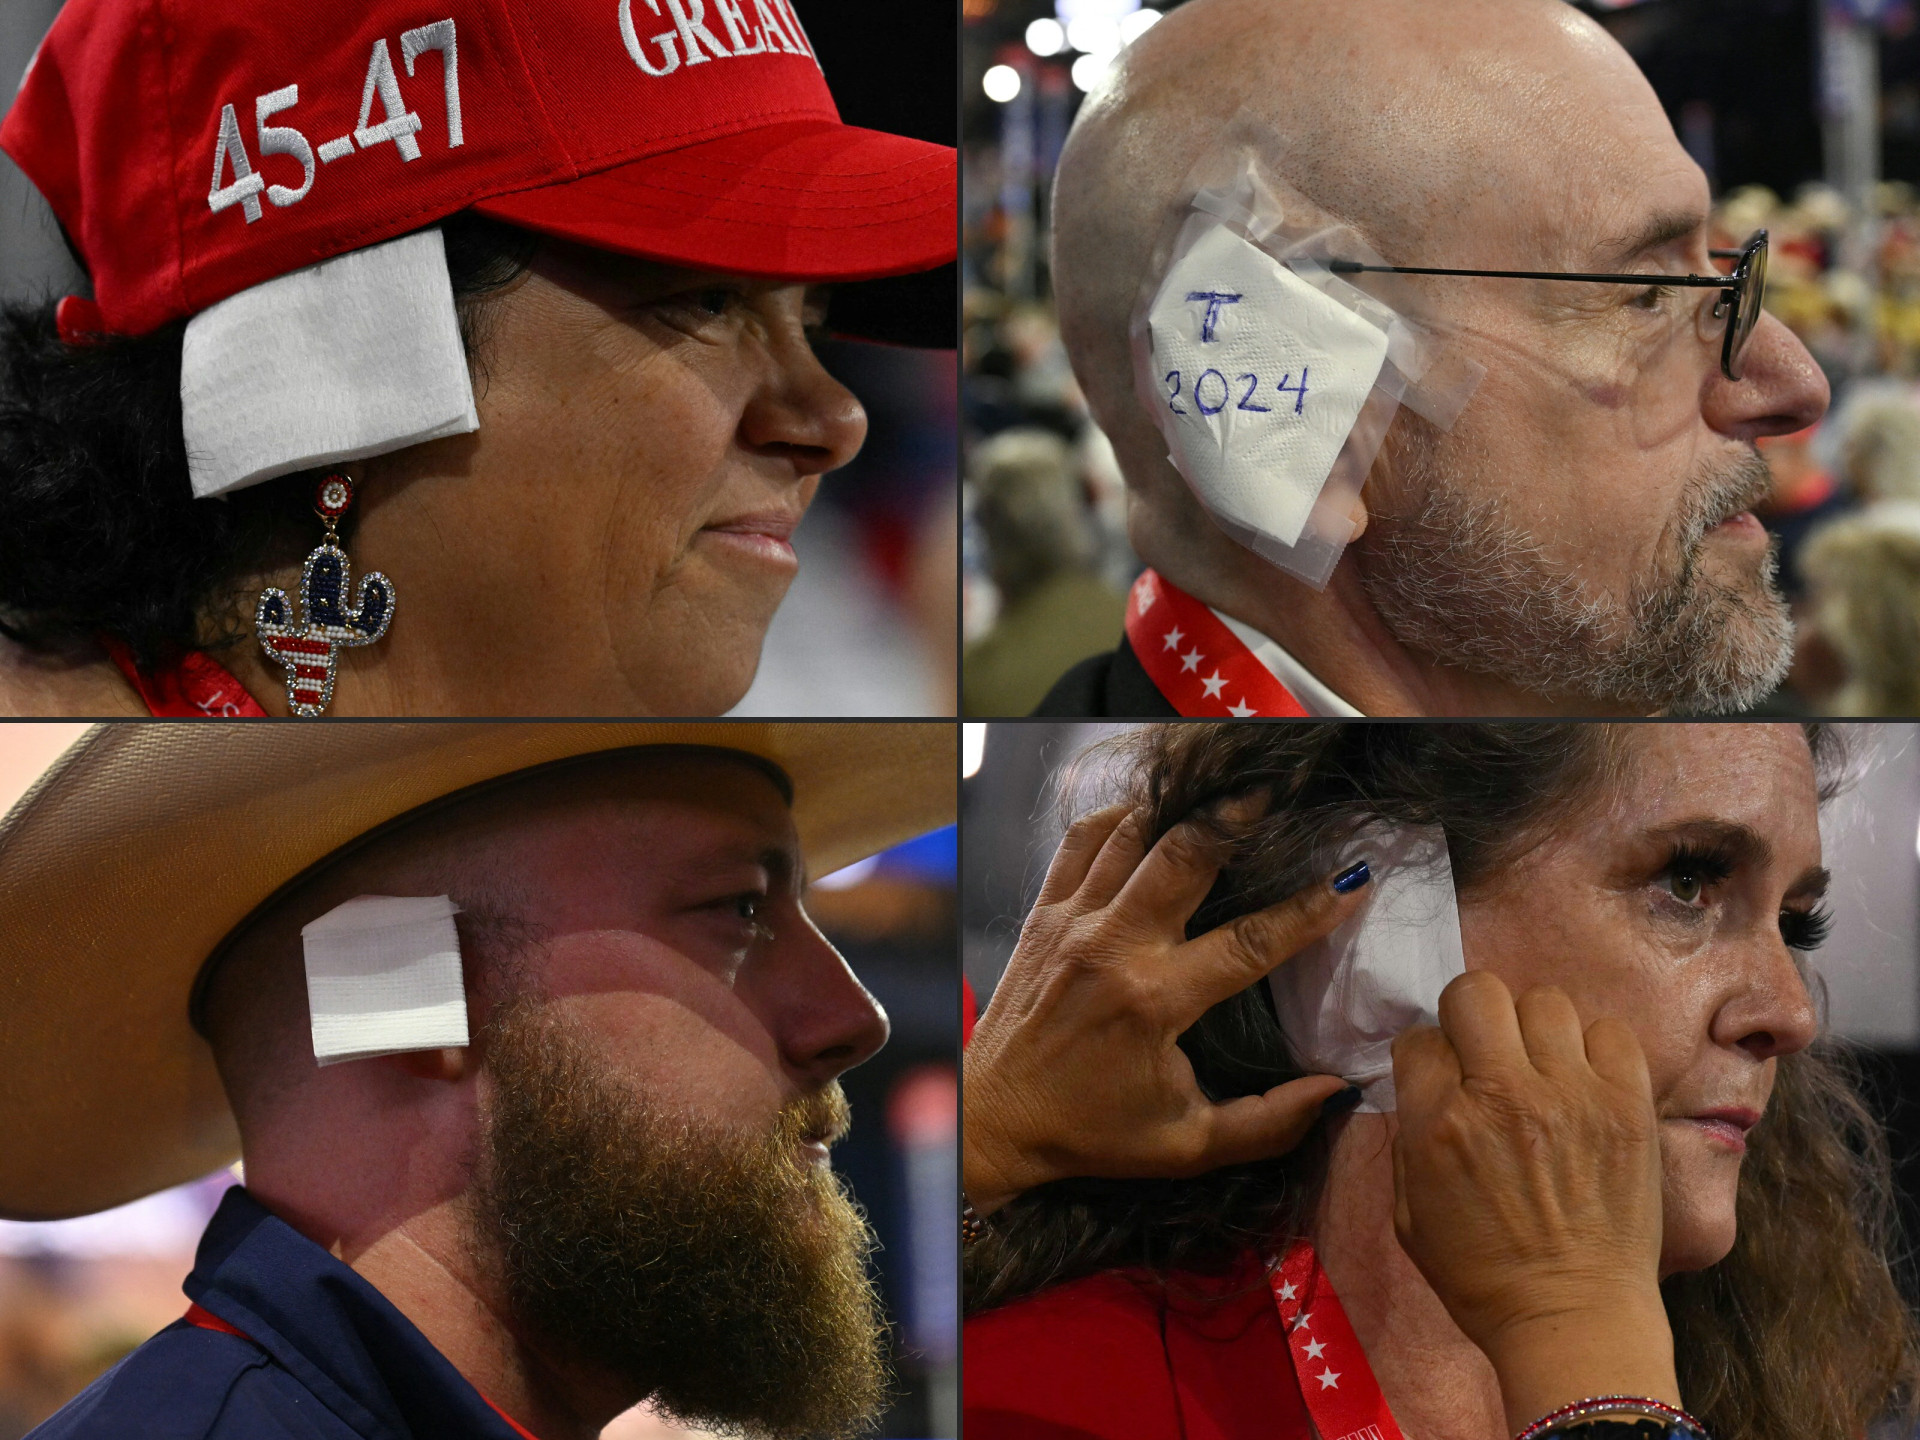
[1593,209,1706,269]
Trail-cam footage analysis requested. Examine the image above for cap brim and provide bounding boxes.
[473,120,956,346]
[0,722,956,1219]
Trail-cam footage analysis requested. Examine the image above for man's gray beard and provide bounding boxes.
[1353,434,1792,714]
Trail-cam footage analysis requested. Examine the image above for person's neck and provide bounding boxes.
[0,636,146,716]
[1312,1114,1508,1440]
[258,1184,633,1440]
[1154,546,1646,718]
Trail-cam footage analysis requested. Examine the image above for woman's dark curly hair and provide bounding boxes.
[0,213,539,670]
[966,721,1920,1440]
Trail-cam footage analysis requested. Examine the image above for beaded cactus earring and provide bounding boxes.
[254,473,396,717]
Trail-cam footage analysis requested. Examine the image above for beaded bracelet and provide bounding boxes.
[1514,1396,1710,1440]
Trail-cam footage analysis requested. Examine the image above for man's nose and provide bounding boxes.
[1701,309,1829,444]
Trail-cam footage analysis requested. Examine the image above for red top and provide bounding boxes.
[964,1251,1315,1440]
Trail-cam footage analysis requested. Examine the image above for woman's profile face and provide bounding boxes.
[358,240,868,715]
[1456,723,1824,1277]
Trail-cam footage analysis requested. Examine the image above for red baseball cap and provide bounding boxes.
[1,0,955,345]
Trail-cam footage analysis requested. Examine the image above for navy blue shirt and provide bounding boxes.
[31,1186,535,1439]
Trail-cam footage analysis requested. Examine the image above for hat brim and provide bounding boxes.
[472,120,956,347]
[0,722,955,1220]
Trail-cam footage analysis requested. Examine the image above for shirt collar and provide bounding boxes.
[185,1185,529,1440]
[1210,610,1366,717]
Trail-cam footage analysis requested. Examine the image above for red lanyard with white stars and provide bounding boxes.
[1122,570,1310,718]
[1267,1238,1408,1440]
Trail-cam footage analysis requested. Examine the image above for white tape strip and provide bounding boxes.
[1265,824,1465,1112]
[181,229,480,499]
[301,894,469,1066]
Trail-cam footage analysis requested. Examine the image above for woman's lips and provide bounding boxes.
[702,513,801,568]
[1672,1107,1761,1155]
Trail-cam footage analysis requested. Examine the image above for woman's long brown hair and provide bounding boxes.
[965,722,1920,1440]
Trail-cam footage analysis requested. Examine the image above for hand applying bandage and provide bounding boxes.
[962,799,1371,1218]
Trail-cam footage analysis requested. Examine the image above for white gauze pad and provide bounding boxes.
[1147,224,1390,548]
[301,895,468,1066]
[1264,825,1465,1112]
[182,229,479,499]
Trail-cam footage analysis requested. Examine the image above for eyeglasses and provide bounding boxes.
[1328,229,1768,383]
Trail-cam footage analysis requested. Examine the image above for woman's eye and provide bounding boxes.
[1664,866,1706,904]
[723,893,763,923]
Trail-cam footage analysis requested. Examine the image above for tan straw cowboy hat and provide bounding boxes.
[0,722,956,1220]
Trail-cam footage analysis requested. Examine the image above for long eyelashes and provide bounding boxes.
[1780,904,1831,953]
[1658,842,1831,951]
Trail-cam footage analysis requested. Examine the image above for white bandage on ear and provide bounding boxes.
[1146,224,1390,553]
[1264,824,1466,1113]
[181,229,480,499]
[300,894,469,1066]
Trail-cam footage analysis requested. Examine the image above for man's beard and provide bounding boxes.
[1353,427,1792,714]
[469,1000,889,1440]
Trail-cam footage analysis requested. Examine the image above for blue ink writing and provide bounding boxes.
[1276,367,1309,414]
[1164,370,1186,414]
[1194,368,1229,415]
[1236,374,1270,412]
[1185,290,1242,343]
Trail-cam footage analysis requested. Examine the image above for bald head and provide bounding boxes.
[1052,0,1694,579]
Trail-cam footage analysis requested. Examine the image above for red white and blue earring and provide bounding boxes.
[255,474,395,717]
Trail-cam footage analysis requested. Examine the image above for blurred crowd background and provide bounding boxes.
[0,728,959,1440]
[961,0,1920,717]
[0,0,959,718]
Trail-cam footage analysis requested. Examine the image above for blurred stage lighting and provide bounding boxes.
[1119,7,1162,41]
[1066,14,1120,54]
[983,63,1023,102]
[963,724,988,780]
[1026,17,1066,55]
[1070,51,1111,90]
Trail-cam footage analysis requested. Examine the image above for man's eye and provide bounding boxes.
[721,893,764,922]
[1632,283,1676,311]
[686,288,737,317]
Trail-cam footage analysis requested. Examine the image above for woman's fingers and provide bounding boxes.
[1583,1014,1654,1100]
[1170,875,1367,1016]
[1436,970,1528,1079]
[1107,812,1236,931]
[1077,808,1153,911]
[1034,801,1134,907]
[1185,1074,1354,1172]
[1391,1022,1461,1117]
[1515,985,1589,1073]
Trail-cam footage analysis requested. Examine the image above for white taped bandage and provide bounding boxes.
[181,229,480,499]
[301,894,469,1066]
[1265,825,1465,1112]
[1147,224,1390,550]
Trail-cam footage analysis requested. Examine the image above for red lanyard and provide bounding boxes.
[104,639,268,717]
[1267,1239,1407,1440]
[1122,569,1310,718]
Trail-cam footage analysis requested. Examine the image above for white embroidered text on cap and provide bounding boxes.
[1264,824,1465,1112]
[301,894,468,1066]
[181,229,479,499]
[1146,224,1390,550]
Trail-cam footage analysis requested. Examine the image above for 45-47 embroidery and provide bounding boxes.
[209,19,464,224]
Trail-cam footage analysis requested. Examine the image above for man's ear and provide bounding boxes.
[383,1047,469,1083]
[1347,486,1370,541]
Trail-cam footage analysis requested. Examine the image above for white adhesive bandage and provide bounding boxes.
[1265,825,1465,1113]
[181,229,479,499]
[301,894,468,1066]
[1147,224,1390,551]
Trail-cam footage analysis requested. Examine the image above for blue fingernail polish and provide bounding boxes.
[1321,1085,1364,1118]
[1331,860,1371,893]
